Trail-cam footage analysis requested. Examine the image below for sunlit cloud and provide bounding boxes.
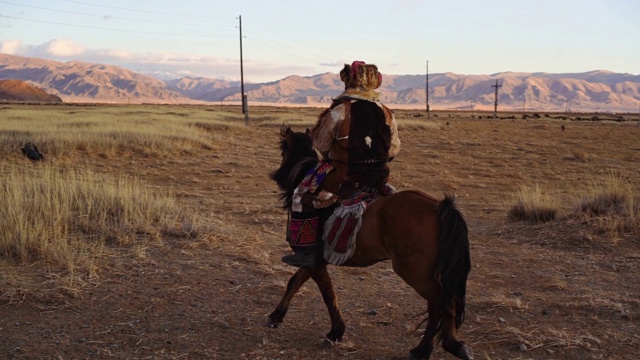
[319,61,348,67]
[94,49,134,60]
[0,39,28,55]
[33,39,86,57]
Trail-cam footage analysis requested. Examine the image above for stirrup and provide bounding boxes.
[281,250,317,268]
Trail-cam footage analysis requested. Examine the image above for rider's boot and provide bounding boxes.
[283,210,322,268]
[281,246,318,267]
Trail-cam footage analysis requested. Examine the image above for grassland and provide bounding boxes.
[0,103,639,359]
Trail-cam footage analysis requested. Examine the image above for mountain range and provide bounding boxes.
[1,53,639,112]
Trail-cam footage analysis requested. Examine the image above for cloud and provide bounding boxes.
[33,39,86,57]
[94,49,134,61]
[319,61,348,67]
[0,39,25,55]
[1,38,87,58]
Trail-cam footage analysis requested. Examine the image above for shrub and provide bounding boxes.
[576,172,639,238]
[508,184,558,223]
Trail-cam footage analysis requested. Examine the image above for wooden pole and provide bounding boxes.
[492,79,502,119]
[426,60,430,120]
[239,15,248,125]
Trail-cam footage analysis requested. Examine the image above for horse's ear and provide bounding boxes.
[305,128,311,136]
[280,124,290,137]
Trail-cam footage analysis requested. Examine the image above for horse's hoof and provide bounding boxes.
[407,346,434,360]
[325,332,342,343]
[458,344,473,360]
[322,338,338,347]
[443,341,473,360]
[325,330,344,343]
[266,318,280,328]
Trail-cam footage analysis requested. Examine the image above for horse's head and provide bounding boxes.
[270,126,319,208]
[278,126,315,166]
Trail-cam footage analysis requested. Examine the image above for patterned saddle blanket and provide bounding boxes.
[323,188,394,265]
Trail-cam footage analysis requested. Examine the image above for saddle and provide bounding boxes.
[288,161,396,265]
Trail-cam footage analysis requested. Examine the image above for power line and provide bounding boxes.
[0,14,234,38]
[242,16,396,68]
[244,20,350,60]
[242,26,371,69]
[0,1,230,27]
[56,0,229,19]
[243,31,322,63]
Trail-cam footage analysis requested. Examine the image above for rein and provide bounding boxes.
[325,157,386,165]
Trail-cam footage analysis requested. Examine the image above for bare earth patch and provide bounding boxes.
[1,106,639,359]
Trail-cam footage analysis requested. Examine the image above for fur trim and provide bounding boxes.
[333,88,380,102]
[323,202,366,265]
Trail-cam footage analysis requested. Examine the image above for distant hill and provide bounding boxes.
[1,53,639,112]
[0,79,62,103]
[0,54,188,103]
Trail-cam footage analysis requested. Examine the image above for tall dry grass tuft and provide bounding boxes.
[508,184,559,223]
[0,163,199,282]
[0,105,245,160]
[576,172,639,240]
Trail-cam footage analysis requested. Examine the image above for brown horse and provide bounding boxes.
[268,127,473,360]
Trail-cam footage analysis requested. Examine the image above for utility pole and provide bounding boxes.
[238,15,248,125]
[469,98,474,117]
[426,60,430,120]
[492,79,502,119]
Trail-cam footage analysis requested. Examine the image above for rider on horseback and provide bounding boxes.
[282,61,401,267]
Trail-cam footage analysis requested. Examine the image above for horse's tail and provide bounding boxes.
[435,194,471,329]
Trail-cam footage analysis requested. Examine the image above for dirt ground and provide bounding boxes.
[1,108,640,359]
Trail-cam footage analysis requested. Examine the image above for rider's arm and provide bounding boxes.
[312,104,344,158]
[388,113,401,158]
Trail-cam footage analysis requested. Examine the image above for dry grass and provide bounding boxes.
[0,162,205,295]
[501,324,601,352]
[0,104,247,160]
[508,173,640,241]
[578,172,636,216]
[575,172,639,241]
[508,184,559,223]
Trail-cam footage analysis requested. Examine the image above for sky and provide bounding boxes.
[1,0,639,83]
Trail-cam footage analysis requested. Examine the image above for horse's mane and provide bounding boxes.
[270,128,319,209]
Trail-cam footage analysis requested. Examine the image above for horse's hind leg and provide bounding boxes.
[310,265,345,342]
[408,300,472,360]
[407,302,440,360]
[394,268,471,359]
[440,300,473,360]
[267,267,312,328]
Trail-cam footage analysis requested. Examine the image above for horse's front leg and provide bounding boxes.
[267,267,312,328]
[310,265,345,342]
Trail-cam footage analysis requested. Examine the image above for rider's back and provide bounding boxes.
[346,99,393,192]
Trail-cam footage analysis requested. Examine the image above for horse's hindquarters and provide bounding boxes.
[349,191,441,272]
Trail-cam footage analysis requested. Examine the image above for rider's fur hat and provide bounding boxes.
[340,61,382,90]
